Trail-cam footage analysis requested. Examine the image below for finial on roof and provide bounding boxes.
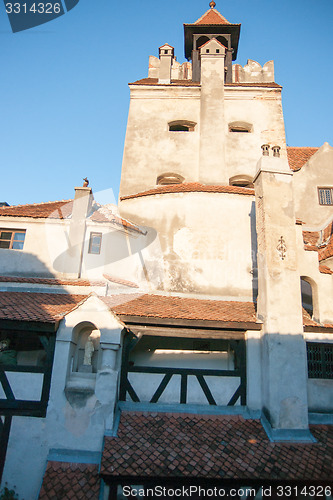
[83,177,89,187]
[209,1,216,8]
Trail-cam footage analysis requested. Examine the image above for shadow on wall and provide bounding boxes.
[0,250,57,278]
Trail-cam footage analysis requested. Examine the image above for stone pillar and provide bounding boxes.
[199,39,227,184]
[254,147,311,439]
[95,344,120,430]
[65,186,93,278]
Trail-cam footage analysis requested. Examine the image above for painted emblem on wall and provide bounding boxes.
[277,236,287,260]
[3,0,80,33]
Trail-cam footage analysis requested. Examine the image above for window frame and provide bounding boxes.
[0,229,26,250]
[168,120,196,132]
[306,342,333,379]
[88,232,102,255]
[318,187,333,206]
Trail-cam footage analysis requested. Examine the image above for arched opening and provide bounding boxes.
[168,120,196,132]
[301,276,319,321]
[156,172,185,186]
[229,175,254,189]
[228,121,253,133]
[71,321,101,374]
[196,36,210,50]
[216,36,228,48]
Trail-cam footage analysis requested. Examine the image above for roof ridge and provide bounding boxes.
[0,199,73,209]
[194,7,230,25]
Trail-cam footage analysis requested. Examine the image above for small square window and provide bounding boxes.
[88,232,102,255]
[318,188,333,205]
[0,229,26,250]
[307,342,333,379]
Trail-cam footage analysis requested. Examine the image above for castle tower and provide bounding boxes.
[119,2,287,298]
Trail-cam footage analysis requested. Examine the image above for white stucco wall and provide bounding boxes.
[293,143,333,226]
[120,192,256,297]
[119,85,201,197]
[225,87,287,180]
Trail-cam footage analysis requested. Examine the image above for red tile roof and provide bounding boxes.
[302,308,319,327]
[103,294,258,324]
[194,8,230,25]
[38,461,100,500]
[101,412,333,481]
[0,276,105,287]
[103,274,139,289]
[120,183,255,201]
[130,78,282,88]
[0,200,73,219]
[319,265,333,275]
[303,221,333,262]
[0,200,142,233]
[0,292,88,323]
[287,147,318,172]
[90,207,143,233]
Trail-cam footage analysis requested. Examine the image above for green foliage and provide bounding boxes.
[0,486,19,500]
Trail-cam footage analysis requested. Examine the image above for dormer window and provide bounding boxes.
[229,175,254,189]
[157,173,184,185]
[229,121,253,133]
[168,120,196,132]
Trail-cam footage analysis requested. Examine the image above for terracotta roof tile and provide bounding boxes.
[101,412,333,481]
[287,147,318,172]
[103,274,139,289]
[0,200,73,219]
[302,308,318,327]
[0,292,88,323]
[90,207,143,233]
[120,183,255,201]
[103,294,258,324]
[0,276,105,287]
[194,8,230,25]
[0,200,142,232]
[303,221,333,261]
[39,461,100,500]
[303,231,320,247]
[130,78,282,88]
[319,265,333,275]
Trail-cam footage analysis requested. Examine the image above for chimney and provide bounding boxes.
[158,44,174,84]
[65,185,93,278]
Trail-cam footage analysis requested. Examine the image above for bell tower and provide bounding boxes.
[183,1,241,82]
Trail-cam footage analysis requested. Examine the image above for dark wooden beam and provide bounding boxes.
[0,319,59,333]
[304,326,333,334]
[196,375,216,405]
[128,366,240,377]
[180,374,187,404]
[119,315,262,331]
[150,373,173,403]
[129,325,246,339]
[0,415,12,483]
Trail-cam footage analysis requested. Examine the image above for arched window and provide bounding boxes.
[229,175,254,189]
[196,36,210,50]
[157,172,185,185]
[168,120,196,132]
[300,277,319,321]
[228,121,253,133]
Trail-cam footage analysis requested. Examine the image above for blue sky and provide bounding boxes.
[1,0,332,206]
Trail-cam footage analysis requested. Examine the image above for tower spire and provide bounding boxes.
[209,1,216,8]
